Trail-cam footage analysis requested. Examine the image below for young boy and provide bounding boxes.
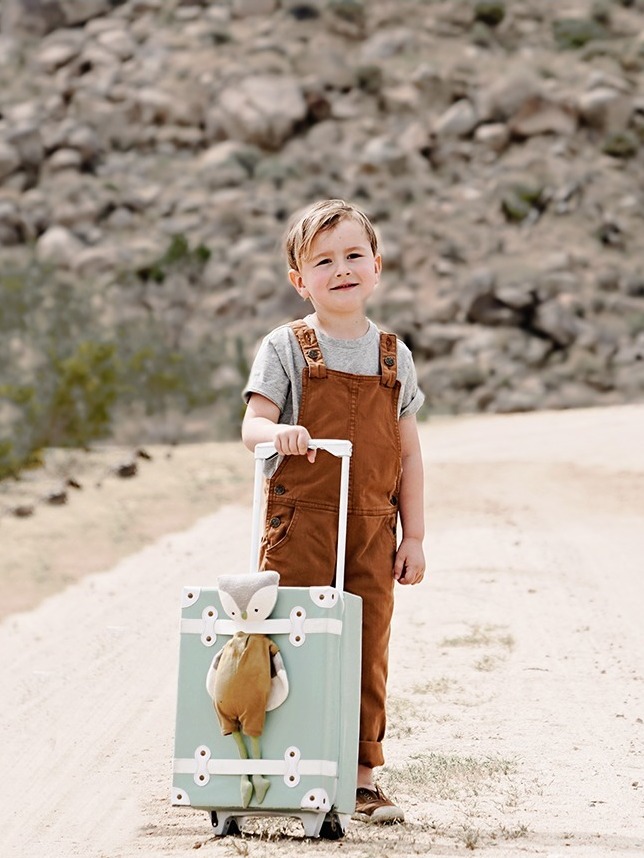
[241,199,425,824]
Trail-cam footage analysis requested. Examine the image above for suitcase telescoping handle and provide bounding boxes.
[250,439,352,591]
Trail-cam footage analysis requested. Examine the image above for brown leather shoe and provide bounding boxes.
[354,785,405,824]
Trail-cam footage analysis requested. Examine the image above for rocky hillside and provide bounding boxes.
[1,0,644,450]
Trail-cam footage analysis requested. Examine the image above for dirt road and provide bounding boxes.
[1,406,642,857]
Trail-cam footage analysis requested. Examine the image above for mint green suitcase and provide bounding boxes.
[171,440,362,839]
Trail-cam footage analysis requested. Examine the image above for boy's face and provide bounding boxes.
[288,217,381,319]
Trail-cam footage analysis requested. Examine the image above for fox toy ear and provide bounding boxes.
[218,589,241,621]
[245,583,279,621]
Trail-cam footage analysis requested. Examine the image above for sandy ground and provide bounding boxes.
[0,405,643,857]
[0,440,253,619]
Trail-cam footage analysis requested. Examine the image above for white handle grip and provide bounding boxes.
[254,439,352,460]
[250,439,352,591]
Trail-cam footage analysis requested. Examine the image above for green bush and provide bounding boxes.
[44,341,118,447]
[602,130,639,158]
[473,1,506,27]
[0,236,236,480]
[552,17,607,50]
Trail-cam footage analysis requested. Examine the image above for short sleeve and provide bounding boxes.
[397,341,425,419]
[242,336,291,412]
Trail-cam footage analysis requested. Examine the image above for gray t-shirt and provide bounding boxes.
[243,315,425,425]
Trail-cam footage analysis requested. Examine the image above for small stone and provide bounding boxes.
[12,504,35,518]
[115,462,138,478]
[474,122,510,152]
[434,99,478,138]
[45,490,68,506]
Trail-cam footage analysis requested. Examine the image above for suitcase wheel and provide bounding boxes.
[319,812,346,840]
[210,812,241,836]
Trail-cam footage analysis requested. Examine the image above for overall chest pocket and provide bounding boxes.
[261,503,339,588]
[264,502,300,552]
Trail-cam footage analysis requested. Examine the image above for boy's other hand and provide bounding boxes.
[274,425,317,462]
[393,537,425,585]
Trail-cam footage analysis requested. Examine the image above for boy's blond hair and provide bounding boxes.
[284,199,379,272]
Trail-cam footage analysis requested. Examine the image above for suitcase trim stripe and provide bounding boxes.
[179,584,346,647]
[182,585,341,610]
[180,615,344,644]
[173,751,338,779]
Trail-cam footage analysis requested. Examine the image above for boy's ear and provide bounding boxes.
[289,268,308,299]
[374,254,382,282]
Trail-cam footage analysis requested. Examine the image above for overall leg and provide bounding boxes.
[345,513,396,770]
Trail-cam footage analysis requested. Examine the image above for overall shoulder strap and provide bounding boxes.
[290,320,328,378]
[379,331,398,388]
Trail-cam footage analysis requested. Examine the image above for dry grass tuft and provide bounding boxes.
[440,624,515,651]
[380,751,516,801]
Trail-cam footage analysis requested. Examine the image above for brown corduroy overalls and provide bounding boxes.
[259,320,401,769]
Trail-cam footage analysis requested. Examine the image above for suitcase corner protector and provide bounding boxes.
[171,785,192,806]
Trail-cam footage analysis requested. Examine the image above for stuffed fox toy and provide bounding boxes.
[206,571,288,807]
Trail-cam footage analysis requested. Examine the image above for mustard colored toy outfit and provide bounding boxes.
[213,632,280,738]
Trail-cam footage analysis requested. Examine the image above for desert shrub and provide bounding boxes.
[0,236,239,479]
[119,330,216,415]
[0,260,120,478]
[473,1,506,28]
[552,17,607,50]
[43,341,119,446]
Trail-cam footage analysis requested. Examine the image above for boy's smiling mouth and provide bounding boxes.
[331,283,358,290]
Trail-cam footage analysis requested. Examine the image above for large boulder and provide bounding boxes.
[1,0,111,35]
[0,141,21,182]
[35,225,83,266]
[232,0,278,15]
[532,295,587,347]
[508,96,577,138]
[477,71,543,123]
[218,76,308,150]
[433,99,478,138]
[59,0,112,26]
[578,88,632,132]
[1,0,65,37]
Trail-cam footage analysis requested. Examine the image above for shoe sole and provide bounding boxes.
[353,809,405,824]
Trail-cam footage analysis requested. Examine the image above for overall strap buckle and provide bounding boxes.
[379,332,398,387]
[290,320,327,378]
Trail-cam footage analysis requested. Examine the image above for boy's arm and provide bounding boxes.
[394,414,426,585]
[242,393,316,461]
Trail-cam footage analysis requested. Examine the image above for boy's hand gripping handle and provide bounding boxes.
[250,440,352,591]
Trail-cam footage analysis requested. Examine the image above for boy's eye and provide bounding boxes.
[348,253,362,259]
[315,258,331,266]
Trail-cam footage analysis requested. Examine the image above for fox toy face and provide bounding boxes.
[217,571,279,623]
